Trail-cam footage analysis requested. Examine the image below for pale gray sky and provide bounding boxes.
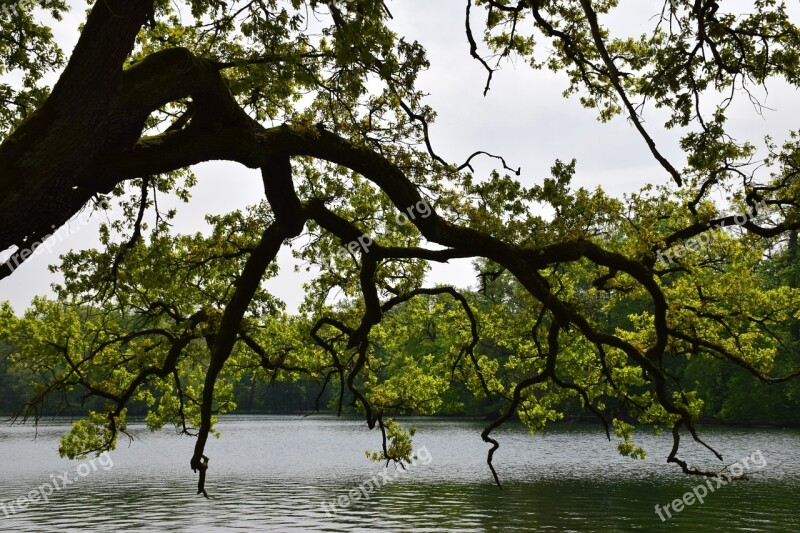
[1,0,798,313]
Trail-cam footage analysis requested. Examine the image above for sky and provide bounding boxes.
[1,0,798,314]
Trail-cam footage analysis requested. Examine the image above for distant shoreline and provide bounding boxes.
[4,411,799,429]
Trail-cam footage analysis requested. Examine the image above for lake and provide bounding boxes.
[0,415,798,531]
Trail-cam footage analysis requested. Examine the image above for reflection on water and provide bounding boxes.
[0,416,798,531]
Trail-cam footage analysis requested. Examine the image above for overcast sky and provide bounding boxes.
[1,0,798,314]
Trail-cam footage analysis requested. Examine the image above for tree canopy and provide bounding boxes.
[3,0,800,496]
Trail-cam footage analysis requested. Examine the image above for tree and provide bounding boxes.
[3,0,800,496]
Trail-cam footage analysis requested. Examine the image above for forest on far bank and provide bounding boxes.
[4,244,800,427]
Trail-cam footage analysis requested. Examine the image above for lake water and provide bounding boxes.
[0,415,798,531]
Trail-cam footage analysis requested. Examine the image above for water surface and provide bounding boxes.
[0,416,797,531]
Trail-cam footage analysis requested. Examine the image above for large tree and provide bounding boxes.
[3,0,800,496]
